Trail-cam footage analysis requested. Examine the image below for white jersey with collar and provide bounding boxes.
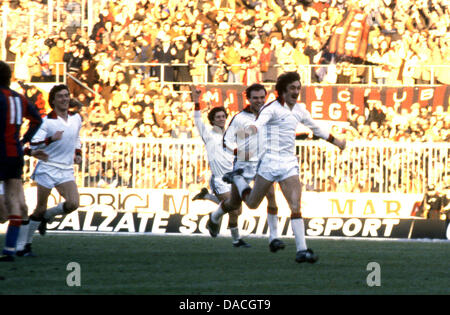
[254,99,329,158]
[223,107,261,162]
[194,110,233,177]
[30,111,82,169]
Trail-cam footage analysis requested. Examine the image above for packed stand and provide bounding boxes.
[2,0,449,193]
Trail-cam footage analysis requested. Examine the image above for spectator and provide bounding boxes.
[185,40,206,84]
[261,42,279,83]
[4,0,450,194]
[117,34,137,63]
[49,38,65,81]
[223,40,242,83]
[365,100,386,127]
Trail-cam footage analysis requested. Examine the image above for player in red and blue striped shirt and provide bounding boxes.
[0,61,43,262]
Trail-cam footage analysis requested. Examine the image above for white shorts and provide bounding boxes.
[234,160,258,184]
[209,174,231,195]
[0,181,3,195]
[256,155,299,182]
[31,162,75,189]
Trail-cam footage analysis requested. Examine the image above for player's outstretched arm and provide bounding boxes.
[328,135,346,150]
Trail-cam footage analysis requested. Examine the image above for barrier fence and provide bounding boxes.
[5,61,450,87]
[122,62,450,86]
[23,138,449,194]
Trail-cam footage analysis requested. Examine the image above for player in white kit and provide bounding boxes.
[221,72,346,263]
[207,83,285,252]
[16,84,82,256]
[192,89,249,247]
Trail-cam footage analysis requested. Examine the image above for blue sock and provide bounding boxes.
[2,216,22,256]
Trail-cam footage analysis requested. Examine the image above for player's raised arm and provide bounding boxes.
[294,105,346,150]
[192,87,210,143]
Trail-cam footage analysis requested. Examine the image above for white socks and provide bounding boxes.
[230,227,240,243]
[204,193,220,204]
[15,221,29,251]
[19,203,66,248]
[267,213,278,242]
[44,203,65,221]
[26,219,41,244]
[233,175,251,198]
[211,203,225,224]
[291,218,307,252]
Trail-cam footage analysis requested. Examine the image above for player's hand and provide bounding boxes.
[51,130,64,141]
[31,149,49,161]
[237,125,257,139]
[74,155,82,165]
[192,87,201,105]
[333,138,346,150]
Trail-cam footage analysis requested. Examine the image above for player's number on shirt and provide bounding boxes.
[9,96,22,125]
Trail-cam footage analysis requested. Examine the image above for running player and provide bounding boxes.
[0,60,43,262]
[192,89,249,247]
[207,83,285,252]
[16,84,82,256]
[216,72,346,263]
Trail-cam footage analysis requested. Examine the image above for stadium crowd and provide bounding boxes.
[1,0,449,194]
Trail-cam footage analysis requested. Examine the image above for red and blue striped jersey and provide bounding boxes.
[0,86,42,158]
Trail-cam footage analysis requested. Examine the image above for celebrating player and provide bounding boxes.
[218,72,346,263]
[0,61,43,262]
[16,84,83,256]
[207,83,285,252]
[192,88,250,247]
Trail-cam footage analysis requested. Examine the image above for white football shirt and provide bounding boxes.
[194,110,233,177]
[254,99,329,158]
[30,111,82,169]
[223,107,262,162]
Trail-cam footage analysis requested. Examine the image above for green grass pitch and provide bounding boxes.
[0,234,449,295]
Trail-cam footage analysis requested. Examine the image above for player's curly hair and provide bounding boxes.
[208,106,227,125]
[275,72,301,98]
[48,84,69,109]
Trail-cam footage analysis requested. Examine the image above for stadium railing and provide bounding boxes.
[7,61,66,85]
[22,138,449,194]
[7,61,449,87]
[122,62,450,86]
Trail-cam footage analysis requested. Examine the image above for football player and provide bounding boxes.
[0,61,43,262]
[207,83,285,252]
[192,88,250,248]
[16,84,82,256]
[216,72,346,263]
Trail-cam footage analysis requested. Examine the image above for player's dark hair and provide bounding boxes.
[245,83,267,99]
[0,61,12,87]
[208,106,227,125]
[48,84,69,109]
[275,72,301,98]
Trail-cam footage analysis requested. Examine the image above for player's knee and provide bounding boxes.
[222,202,241,213]
[266,190,275,201]
[246,200,260,209]
[64,200,79,213]
[229,208,242,217]
[3,198,13,210]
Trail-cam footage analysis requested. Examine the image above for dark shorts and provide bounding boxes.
[0,156,24,180]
